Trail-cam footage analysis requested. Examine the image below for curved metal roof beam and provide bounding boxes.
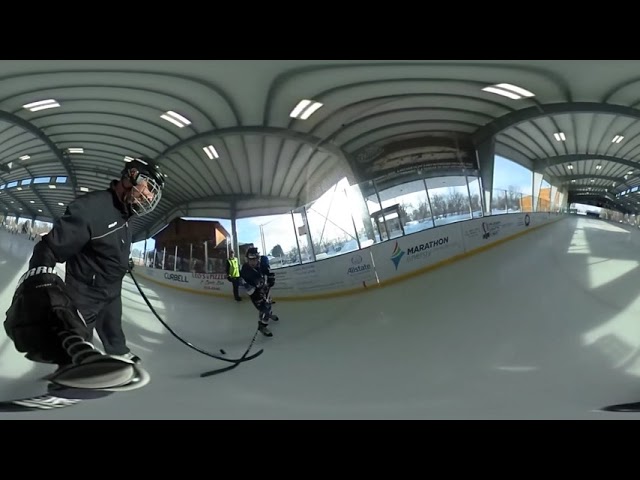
[543,153,640,171]
[0,178,41,218]
[472,102,640,146]
[0,110,76,196]
[22,165,57,219]
[156,126,347,162]
[555,174,622,184]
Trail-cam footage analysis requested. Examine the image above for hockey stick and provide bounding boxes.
[200,284,274,377]
[128,270,264,364]
[199,323,262,377]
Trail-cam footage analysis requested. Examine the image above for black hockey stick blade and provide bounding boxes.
[599,401,640,412]
[200,363,241,378]
[200,323,264,377]
[200,348,264,377]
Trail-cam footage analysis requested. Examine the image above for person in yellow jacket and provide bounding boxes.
[227,249,242,301]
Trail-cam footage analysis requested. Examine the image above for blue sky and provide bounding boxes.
[492,155,534,194]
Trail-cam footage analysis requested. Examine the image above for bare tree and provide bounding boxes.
[413,200,432,221]
[491,190,508,211]
[470,194,482,212]
[446,189,468,215]
[506,185,522,211]
[271,244,284,257]
[430,194,447,217]
[398,203,412,225]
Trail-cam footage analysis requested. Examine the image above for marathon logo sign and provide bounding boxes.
[406,236,449,262]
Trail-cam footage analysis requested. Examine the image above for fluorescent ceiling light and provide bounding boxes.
[596,164,602,169]
[49,185,56,189]
[482,83,534,100]
[612,135,624,143]
[80,187,89,192]
[482,87,520,100]
[19,155,30,161]
[628,171,634,175]
[495,83,535,97]
[290,99,323,119]
[23,99,60,112]
[124,156,134,162]
[29,200,34,204]
[553,132,566,142]
[58,202,64,206]
[16,187,22,191]
[567,164,573,170]
[67,148,84,154]
[38,209,42,212]
[203,145,219,160]
[161,111,191,128]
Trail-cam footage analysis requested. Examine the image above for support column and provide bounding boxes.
[532,170,544,212]
[475,137,495,215]
[143,239,147,266]
[231,200,239,255]
[302,206,316,262]
[550,184,558,212]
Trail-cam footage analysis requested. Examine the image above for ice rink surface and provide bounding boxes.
[2,216,640,419]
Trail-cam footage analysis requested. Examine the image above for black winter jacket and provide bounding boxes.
[29,180,133,299]
[240,263,262,289]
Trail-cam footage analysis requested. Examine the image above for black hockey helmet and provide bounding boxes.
[121,157,166,216]
[246,247,260,259]
[122,157,165,189]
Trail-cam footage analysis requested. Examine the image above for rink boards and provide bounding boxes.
[135,212,565,300]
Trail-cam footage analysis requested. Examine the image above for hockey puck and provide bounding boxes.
[220,349,226,355]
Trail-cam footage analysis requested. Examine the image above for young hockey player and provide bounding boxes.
[259,253,276,304]
[3,158,166,390]
[240,247,277,337]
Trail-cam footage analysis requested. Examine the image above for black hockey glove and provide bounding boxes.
[4,267,91,364]
[267,272,275,287]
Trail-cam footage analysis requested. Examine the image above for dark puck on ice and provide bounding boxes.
[220,349,226,354]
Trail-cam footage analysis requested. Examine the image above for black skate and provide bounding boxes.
[269,314,279,322]
[258,323,273,337]
[110,352,142,364]
[44,332,150,392]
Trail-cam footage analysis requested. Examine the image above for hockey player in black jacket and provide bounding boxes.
[240,247,277,337]
[3,158,165,390]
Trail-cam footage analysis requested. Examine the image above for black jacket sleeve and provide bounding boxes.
[29,199,92,269]
[240,263,263,289]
